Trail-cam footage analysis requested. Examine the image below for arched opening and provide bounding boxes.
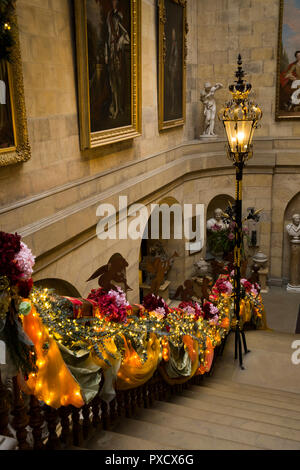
[139,196,184,302]
[282,191,300,283]
[34,278,82,297]
[206,194,235,260]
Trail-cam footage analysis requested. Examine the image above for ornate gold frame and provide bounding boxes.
[158,0,188,131]
[0,8,30,167]
[275,0,300,120]
[74,0,141,150]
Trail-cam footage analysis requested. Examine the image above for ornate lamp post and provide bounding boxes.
[219,55,262,369]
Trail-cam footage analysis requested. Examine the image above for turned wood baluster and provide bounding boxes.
[82,404,91,440]
[148,381,154,406]
[124,390,132,418]
[29,395,44,450]
[71,406,83,447]
[136,387,143,409]
[100,400,110,430]
[116,391,124,417]
[159,379,166,401]
[130,388,137,415]
[142,383,150,408]
[91,394,101,429]
[0,370,10,437]
[44,405,60,450]
[12,376,30,450]
[109,398,117,423]
[164,383,171,401]
[59,406,71,445]
[155,381,160,400]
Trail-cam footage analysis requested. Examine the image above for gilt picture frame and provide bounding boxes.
[0,9,31,167]
[158,0,188,131]
[74,0,141,150]
[276,0,300,120]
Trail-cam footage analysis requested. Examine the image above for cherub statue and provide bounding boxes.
[200,82,223,137]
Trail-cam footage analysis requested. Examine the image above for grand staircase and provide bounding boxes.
[73,330,300,450]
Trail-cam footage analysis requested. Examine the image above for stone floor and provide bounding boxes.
[262,286,300,334]
[213,330,300,394]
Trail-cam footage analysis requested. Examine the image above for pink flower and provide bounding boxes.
[228,232,234,240]
[14,242,35,280]
[211,223,222,232]
[209,314,219,326]
[108,286,129,307]
[179,301,203,320]
[214,278,233,295]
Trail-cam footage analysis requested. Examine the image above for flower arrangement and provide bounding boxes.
[87,286,131,323]
[203,301,220,325]
[142,293,169,317]
[0,231,36,377]
[207,221,250,257]
[178,301,203,320]
[212,276,233,296]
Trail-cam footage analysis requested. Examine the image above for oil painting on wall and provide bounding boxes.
[158,0,187,131]
[0,6,31,167]
[0,61,16,151]
[276,0,300,119]
[75,0,141,149]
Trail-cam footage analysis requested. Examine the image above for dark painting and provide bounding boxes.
[86,0,132,132]
[163,0,183,123]
[0,61,15,150]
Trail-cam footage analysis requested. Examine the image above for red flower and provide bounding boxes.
[17,278,33,298]
[87,288,128,323]
[142,293,169,316]
[0,231,22,283]
[178,301,204,320]
[242,280,253,292]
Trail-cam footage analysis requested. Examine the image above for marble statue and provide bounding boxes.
[286,213,300,292]
[200,82,223,138]
[206,208,228,231]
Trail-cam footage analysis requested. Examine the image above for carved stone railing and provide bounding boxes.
[0,343,223,450]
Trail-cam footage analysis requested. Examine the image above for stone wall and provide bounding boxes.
[0,0,300,298]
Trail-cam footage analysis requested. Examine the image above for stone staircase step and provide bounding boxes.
[153,400,300,445]
[168,394,300,430]
[135,406,300,450]
[207,376,300,398]
[180,387,300,419]
[112,416,262,450]
[85,430,175,450]
[199,380,300,406]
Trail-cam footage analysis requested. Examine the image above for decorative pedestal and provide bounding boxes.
[258,268,269,294]
[287,240,300,293]
[140,280,171,302]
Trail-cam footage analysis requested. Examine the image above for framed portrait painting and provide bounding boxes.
[158,0,188,131]
[276,0,300,119]
[74,0,141,150]
[0,8,30,167]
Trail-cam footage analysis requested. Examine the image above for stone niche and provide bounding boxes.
[282,192,300,285]
[205,193,235,260]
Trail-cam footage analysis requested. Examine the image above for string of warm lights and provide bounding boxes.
[30,288,232,370]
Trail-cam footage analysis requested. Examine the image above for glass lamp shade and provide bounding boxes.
[223,119,255,154]
[219,55,262,159]
[219,100,262,156]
